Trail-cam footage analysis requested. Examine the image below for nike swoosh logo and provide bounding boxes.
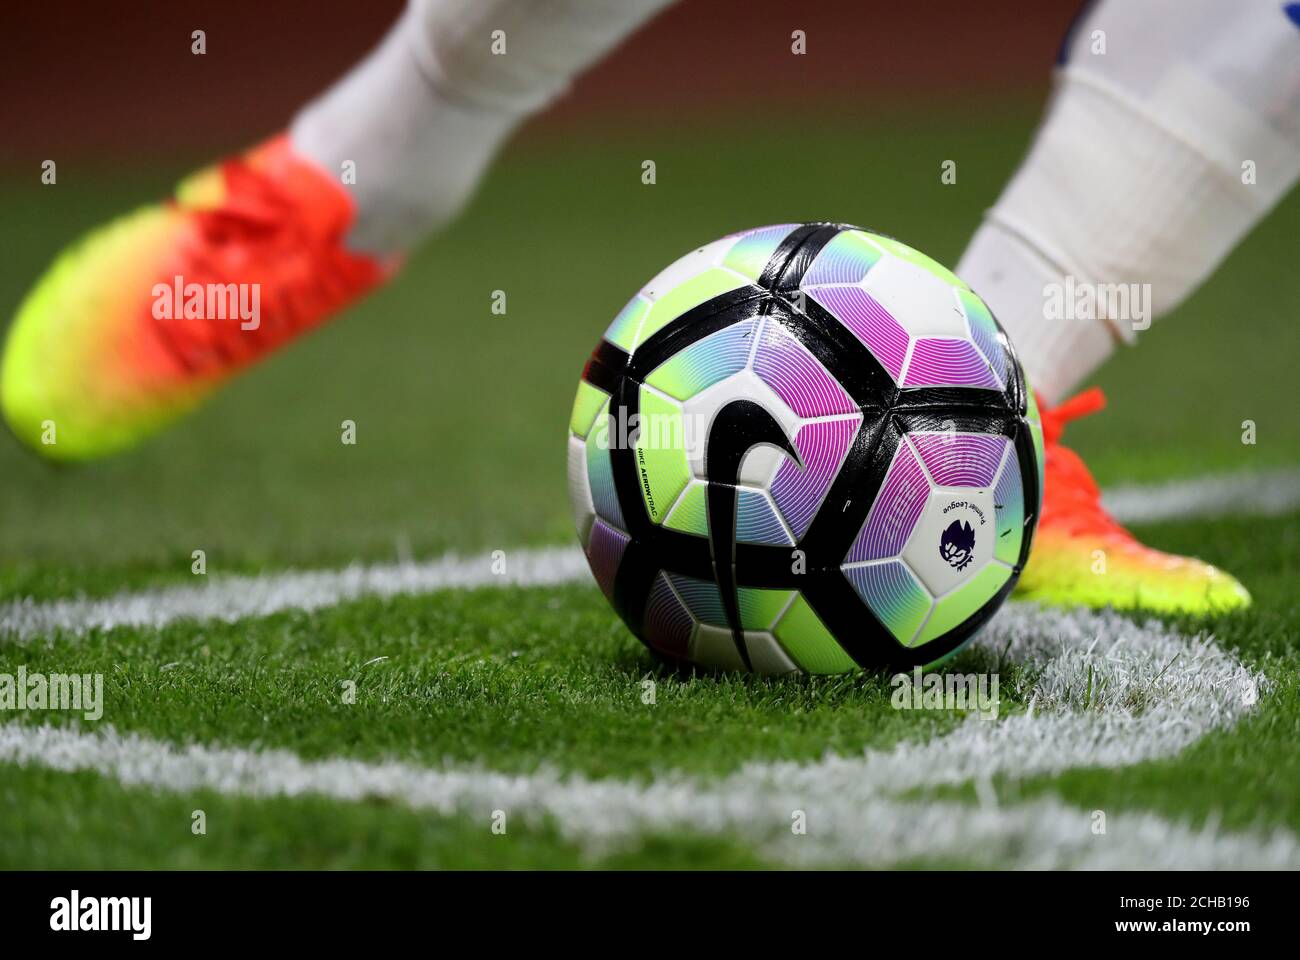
[704,399,802,670]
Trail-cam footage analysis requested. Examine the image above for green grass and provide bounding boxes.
[909,509,1300,836]
[3,766,776,869]
[1016,510,1300,834]
[2,583,974,779]
[1,106,1298,868]
[2,511,1297,868]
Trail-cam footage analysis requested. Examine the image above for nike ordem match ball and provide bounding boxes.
[567,224,1043,674]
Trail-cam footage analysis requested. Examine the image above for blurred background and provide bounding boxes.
[2,0,1083,162]
[1,1,1296,595]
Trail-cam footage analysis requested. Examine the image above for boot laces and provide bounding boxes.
[1038,387,1134,543]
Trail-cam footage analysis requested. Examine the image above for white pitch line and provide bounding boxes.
[3,467,1297,645]
[1104,466,1300,524]
[0,545,590,645]
[1,467,1294,865]
[1,605,1288,868]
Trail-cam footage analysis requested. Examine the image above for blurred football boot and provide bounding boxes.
[1015,387,1251,614]
[1,134,395,461]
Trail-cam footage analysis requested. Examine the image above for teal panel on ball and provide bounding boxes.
[645,319,756,401]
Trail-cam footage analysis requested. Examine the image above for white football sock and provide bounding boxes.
[957,0,1300,405]
[291,0,675,254]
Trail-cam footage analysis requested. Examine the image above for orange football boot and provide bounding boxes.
[2,134,397,461]
[1015,388,1251,614]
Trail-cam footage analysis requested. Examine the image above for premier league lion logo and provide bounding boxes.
[940,519,976,571]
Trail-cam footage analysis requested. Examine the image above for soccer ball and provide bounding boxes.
[567,223,1043,674]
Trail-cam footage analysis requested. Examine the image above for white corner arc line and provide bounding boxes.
[0,546,590,645]
[1,467,1297,866]
[1103,466,1300,524]
[0,604,1290,868]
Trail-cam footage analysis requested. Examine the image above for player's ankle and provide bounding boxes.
[956,222,1115,406]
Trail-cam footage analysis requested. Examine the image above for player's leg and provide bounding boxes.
[958,0,1300,613]
[291,0,676,254]
[2,0,675,461]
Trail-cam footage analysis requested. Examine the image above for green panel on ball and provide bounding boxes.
[635,268,748,348]
[1024,388,1046,504]
[737,588,794,631]
[866,232,969,290]
[845,561,932,646]
[636,386,692,524]
[774,595,858,674]
[603,295,649,352]
[721,225,793,280]
[569,380,609,440]
[643,318,755,402]
[663,480,708,535]
[1025,384,1042,425]
[994,455,1026,566]
[913,563,1012,647]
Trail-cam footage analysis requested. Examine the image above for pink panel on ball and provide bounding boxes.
[751,319,857,418]
[903,337,1001,389]
[585,519,629,600]
[642,572,693,658]
[846,442,930,563]
[771,416,860,540]
[910,432,1007,488]
[806,286,909,383]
